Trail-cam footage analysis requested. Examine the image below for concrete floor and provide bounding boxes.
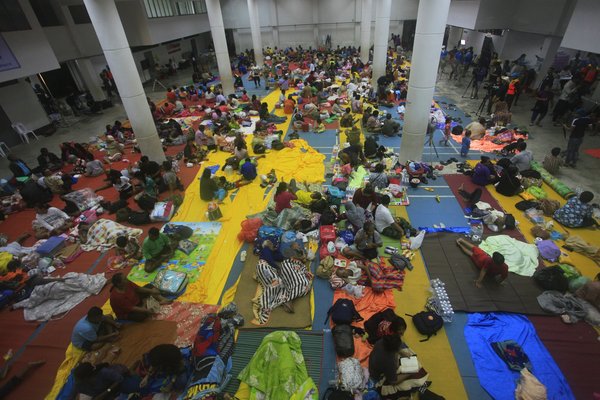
[2,67,599,194]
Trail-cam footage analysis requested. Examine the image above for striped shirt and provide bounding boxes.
[542,155,563,175]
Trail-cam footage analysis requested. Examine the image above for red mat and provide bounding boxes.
[584,148,600,159]
[528,316,600,400]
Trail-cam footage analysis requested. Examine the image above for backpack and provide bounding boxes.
[322,388,353,400]
[364,308,398,344]
[533,266,568,292]
[253,144,266,154]
[128,211,151,225]
[408,311,443,342]
[504,214,516,230]
[332,324,355,358]
[192,313,222,358]
[163,224,194,239]
[271,140,284,150]
[325,298,363,325]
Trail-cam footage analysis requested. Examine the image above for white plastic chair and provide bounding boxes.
[0,142,9,158]
[12,122,39,143]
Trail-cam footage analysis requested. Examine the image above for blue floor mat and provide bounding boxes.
[218,243,249,304]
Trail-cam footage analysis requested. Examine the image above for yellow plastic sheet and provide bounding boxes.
[392,206,468,400]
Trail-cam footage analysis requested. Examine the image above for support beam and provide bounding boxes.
[205,0,235,95]
[83,0,165,162]
[360,0,373,63]
[75,58,106,101]
[247,0,264,66]
[372,0,392,81]
[446,25,463,50]
[399,0,451,164]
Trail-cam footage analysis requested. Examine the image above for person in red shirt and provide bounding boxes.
[160,101,175,116]
[274,182,297,214]
[166,88,177,102]
[456,238,508,288]
[352,183,379,210]
[109,273,170,322]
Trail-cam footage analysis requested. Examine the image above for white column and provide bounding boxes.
[360,0,373,63]
[372,0,392,81]
[205,0,235,95]
[446,25,463,50]
[247,0,264,66]
[83,0,165,162]
[399,0,451,164]
[534,36,562,87]
[75,58,106,101]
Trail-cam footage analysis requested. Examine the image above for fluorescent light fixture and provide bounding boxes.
[460,39,466,45]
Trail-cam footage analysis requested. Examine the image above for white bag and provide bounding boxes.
[338,358,365,391]
[409,230,426,250]
[399,356,420,374]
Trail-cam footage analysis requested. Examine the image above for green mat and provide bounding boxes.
[128,222,222,283]
[224,329,324,395]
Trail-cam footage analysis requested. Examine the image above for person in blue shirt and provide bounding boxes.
[7,154,33,178]
[461,130,472,157]
[554,191,597,228]
[239,157,258,183]
[71,307,121,351]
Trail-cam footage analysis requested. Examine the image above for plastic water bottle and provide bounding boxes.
[401,169,409,188]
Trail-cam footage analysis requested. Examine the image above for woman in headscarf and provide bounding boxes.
[345,201,365,231]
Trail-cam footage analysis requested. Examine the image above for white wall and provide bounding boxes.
[0,0,60,83]
[499,30,548,66]
[561,0,600,53]
[447,0,479,30]
[0,80,50,143]
[460,29,486,55]
[510,0,567,35]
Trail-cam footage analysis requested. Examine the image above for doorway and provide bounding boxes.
[402,20,417,51]
[225,29,236,56]
[40,63,79,98]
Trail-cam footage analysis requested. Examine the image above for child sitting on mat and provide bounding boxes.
[456,238,508,288]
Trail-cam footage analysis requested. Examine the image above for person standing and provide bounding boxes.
[530,88,553,127]
[552,78,579,126]
[564,113,594,167]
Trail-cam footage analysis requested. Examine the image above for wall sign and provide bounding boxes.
[0,34,21,72]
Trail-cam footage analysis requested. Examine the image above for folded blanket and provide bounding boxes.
[14,272,106,321]
[478,235,539,277]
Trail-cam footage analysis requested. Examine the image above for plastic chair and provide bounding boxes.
[0,142,9,158]
[11,122,39,143]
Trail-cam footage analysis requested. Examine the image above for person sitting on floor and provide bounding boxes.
[104,136,124,164]
[471,156,498,186]
[84,155,105,177]
[374,195,404,239]
[354,221,383,260]
[553,191,597,228]
[465,117,487,140]
[542,147,563,175]
[199,168,226,203]
[160,161,184,194]
[39,169,72,194]
[114,235,142,266]
[259,240,285,269]
[142,227,177,273]
[37,148,63,172]
[339,143,365,167]
[32,203,73,239]
[133,171,158,211]
[381,114,400,137]
[353,183,379,210]
[366,110,383,133]
[369,163,389,190]
[238,157,258,186]
[340,108,357,128]
[344,201,366,231]
[139,344,189,394]
[274,182,297,214]
[71,306,121,351]
[109,273,170,322]
[369,315,436,398]
[510,141,533,172]
[73,359,140,400]
[456,237,508,288]
[7,154,33,179]
[495,166,522,197]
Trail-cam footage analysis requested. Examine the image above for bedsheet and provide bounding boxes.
[478,235,539,277]
[464,313,574,400]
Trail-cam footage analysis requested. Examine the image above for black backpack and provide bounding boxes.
[253,144,266,154]
[533,266,568,293]
[504,214,516,229]
[325,299,363,325]
[128,211,151,225]
[408,311,443,342]
[271,140,285,150]
[322,387,353,400]
[332,324,355,358]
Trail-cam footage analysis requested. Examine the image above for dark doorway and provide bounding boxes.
[0,104,19,147]
[144,51,156,80]
[479,36,494,68]
[225,29,236,56]
[402,20,417,51]
[40,63,78,98]
[191,38,198,58]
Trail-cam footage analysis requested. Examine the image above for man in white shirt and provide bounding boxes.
[374,195,404,239]
[510,142,533,172]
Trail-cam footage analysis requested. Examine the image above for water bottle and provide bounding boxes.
[401,169,409,188]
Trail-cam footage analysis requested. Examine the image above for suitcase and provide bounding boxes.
[150,201,174,222]
[36,236,66,257]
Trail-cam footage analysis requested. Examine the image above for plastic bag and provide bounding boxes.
[409,230,426,250]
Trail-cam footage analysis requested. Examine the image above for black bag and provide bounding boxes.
[364,308,398,344]
[271,140,284,150]
[515,200,539,211]
[408,311,443,342]
[253,144,266,154]
[320,209,337,226]
[504,214,516,229]
[533,266,568,293]
[128,211,151,225]
[390,253,413,271]
[325,299,363,325]
[332,324,355,358]
[322,387,353,400]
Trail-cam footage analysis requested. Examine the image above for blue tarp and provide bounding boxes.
[464,313,574,400]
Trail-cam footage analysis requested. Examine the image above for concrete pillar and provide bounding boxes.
[446,25,463,50]
[534,36,562,87]
[372,0,392,81]
[247,0,264,66]
[399,0,451,164]
[75,58,106,101]
[83,0,165,162]
[312,0,320,48]
[360,0,373,63]
[205,0,235,95]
